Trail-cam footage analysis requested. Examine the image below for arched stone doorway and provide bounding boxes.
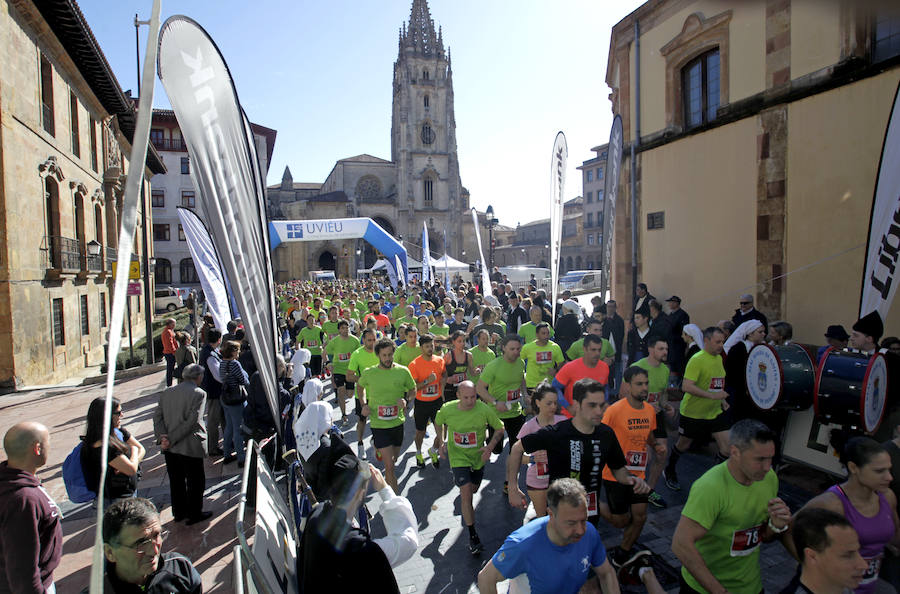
[318,250,336,271]
[364,217,395,268]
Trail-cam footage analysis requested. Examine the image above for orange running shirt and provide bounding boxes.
[408,355,446,401]
[600,398,656,480]
[555,359,610,418]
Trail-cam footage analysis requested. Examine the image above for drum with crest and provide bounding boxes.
[814,348,889,432]
[745,343,816,411]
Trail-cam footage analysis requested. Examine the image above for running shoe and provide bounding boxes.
[618,553,653,586]
[663,469,681,491]
[429,447,440,469]
[415,453,426,469]
[468,533,483,556]
[647,490,668,509]
[357,442,367,460]
[609,546,651,570]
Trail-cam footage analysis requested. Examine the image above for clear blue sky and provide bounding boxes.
[79,0,643,227]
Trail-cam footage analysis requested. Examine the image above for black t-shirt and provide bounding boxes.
[519,419,626,493]
[82,428,136,499]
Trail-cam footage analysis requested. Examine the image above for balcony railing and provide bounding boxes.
[106,247,117,272]
[151,138,187,152]
[46,236,81,271]
[87,252,103,272]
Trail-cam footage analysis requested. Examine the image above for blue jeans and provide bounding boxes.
[222,402,246,462]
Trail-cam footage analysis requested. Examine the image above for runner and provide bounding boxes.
[429,310,450,338]
[566,318,615,365]
[476,334,528,491]
[357,338,416,494]
[364,300,392,335]
[407,335,446,470]
[433,381,504,555]
[346,328,379,460]
[468,329,496,384]
[519,323,564,407]
[633,337,676,509]
[518,306,554,345]
[322,306,341,343]
[444,330,476,402]
[664,326,732,492]
[515,381,566,517]
[477,479,621,594]
[507,378,650,526]
[324,320,361,425]
[671,419,791,594]
[395,325,422,367]
[599,366,668,585]
[552,334,610,418]
[298,313,325,377]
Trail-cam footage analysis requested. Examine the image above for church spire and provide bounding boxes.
[400,0,444,58]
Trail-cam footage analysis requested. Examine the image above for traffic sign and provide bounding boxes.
[126,281,142,296]
[112,261,141,280]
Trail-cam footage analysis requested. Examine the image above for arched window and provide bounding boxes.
[576,256,582,269]
[587,260,594,270]
[423,94,430,108]
[180,258,199,284]
[155,258,172,284]
[682,48,720,128]
[423,69,430,80]
[45,177,60,239]
[421,123,435,145]
[423,176,434,205]
[94,204,103,247]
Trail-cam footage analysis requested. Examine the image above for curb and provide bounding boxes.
[81,362,166,386]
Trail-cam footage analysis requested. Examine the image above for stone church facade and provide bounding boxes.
[268,0,485,282]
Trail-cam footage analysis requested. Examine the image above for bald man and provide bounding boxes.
[0,422,62,594]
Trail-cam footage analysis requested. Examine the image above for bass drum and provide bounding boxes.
[814,348,889,433]
[745,344,816,411]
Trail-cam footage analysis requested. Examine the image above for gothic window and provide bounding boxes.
[424,178,434,205]
[423,69,430,80]
[155,258,172,284]
[682,49,720,128]
[424,94,430,108]
[421,123,435,145]
[180,258,199,284]
[356,175,382,200]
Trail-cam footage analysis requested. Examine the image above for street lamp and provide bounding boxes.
[486,205,498,271]
[86,240,102,256]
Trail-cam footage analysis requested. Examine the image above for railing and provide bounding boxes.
[106,247,117,272]
[46,236,81,271]
[151,138,187,152]
[87,252,103,272]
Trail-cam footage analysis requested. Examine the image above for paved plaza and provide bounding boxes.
[0,367,831,593]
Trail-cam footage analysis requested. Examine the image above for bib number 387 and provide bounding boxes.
[730,524,763,557]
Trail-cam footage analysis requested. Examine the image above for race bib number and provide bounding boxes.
[586,491,598,516]
[535,461,549,479]
[423,384,439,396]
[306,340,318,347]
[710,377,725,391]
[625,450,648,472]
[730,524,763,557]
[648,392,661,404]
[535,351,552,363]
[506,389,520,401]
[861,555,883,584]
[338,352,351,361]
[450,373,466,384]
[377,405,398,420]
[475,365,484,375]
[453,431,477,448]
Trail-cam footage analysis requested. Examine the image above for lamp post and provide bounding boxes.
[486,205,498,271]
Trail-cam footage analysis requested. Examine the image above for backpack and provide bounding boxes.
[62,442,96,503]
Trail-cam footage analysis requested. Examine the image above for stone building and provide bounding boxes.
[605,0,900,340]
[268,0,494,281]
[578,144,608,270]
[149,110,276,289]
[492,197,584,273]
[0,0,165,388]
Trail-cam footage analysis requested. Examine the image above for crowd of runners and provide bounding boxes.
[271,274,899,593]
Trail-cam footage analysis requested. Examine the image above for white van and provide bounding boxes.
[558,270,601,293]
[309,270,336,282]
[154,286,184,312]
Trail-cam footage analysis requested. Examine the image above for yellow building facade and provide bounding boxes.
[606,0,900,342]
[0,0,164,388]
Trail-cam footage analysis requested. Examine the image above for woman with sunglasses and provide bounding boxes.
[82,397,146,502]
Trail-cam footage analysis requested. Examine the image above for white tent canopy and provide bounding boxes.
[433,253,469,270]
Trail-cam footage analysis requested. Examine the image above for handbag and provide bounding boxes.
[222,383,247,405]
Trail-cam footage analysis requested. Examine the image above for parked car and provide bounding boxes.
[154,287,184,312]
[558,270,601,293]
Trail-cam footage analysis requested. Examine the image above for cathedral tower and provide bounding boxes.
[391,0,465,257]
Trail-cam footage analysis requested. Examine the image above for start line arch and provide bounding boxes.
[269,217,408,280]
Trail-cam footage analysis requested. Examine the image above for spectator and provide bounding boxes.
[220,341,250,467]
[99,498,202,593]
[0,422,62,594]
[768,321,793,346]
[162,318,178,387]
[173,331,197,384]
[82,397,145,502]
[731,294,768,331]
[817,325,850,363]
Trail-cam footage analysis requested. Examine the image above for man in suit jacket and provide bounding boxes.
[731,294,768,331]
[153,364,212,525]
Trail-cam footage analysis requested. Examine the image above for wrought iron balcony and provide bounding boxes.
[150,138,187,152]
[45,236,81,272]
[87,253,103,272]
